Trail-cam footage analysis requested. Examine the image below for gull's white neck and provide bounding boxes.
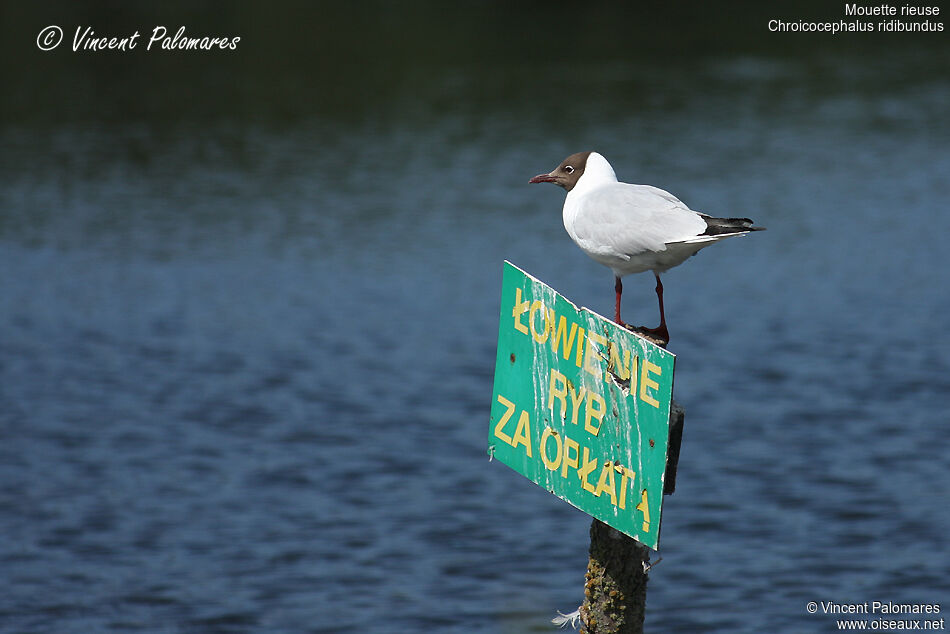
[568,152,617,198]
[563,152,618,232]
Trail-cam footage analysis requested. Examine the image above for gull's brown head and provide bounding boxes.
[529,151,593,192]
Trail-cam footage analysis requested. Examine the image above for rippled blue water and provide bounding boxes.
[2,8,949,632]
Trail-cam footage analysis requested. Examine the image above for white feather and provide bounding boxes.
[552,608,581,629]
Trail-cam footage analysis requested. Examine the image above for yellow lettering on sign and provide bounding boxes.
[529,300,549,344]
[584,330,607,380]
[607,342,632,381]
[636,489,651,532]
[551,316,584,368]
[629,355,639,394]
[512,410,532,457]
[533,424,641,513]
[578,447,598,493]
[540,428,562,471]
[584,391,606,436]
[560,436,580,480]
[493,395,516,445]
[547,369,567,417]
[594,460,618,506]
[616,465,634,509]
[639,360,662,408]
[511,287,529,335]
[568,383,587,426]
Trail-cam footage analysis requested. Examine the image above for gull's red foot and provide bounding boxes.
[633,324,670,345]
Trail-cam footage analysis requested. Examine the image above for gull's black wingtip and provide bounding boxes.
[702,216,766,236]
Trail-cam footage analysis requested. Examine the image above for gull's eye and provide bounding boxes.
[564,165,575,174]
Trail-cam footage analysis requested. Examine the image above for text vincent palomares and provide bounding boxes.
[820,601,941,615]
[72,25,240,51]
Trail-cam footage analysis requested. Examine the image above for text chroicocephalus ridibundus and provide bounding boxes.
[530,151,765,343]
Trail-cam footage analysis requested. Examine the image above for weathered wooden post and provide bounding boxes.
[489,262,681,633]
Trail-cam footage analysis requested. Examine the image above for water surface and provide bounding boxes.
[2,4,949,632]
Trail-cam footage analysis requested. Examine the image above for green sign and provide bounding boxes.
[489,261,675,549]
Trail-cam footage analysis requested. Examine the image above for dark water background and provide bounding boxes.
[1,3,948,632]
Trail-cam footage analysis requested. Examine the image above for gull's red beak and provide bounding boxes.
[529,173,558,184]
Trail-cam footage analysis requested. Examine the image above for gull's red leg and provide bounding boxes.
[614,276,625,326]
[637,273,670,343]
[653,273,670,341]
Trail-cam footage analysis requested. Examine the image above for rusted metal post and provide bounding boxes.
[579,400,685,633]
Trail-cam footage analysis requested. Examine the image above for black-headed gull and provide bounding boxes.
[530,151,764,342]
